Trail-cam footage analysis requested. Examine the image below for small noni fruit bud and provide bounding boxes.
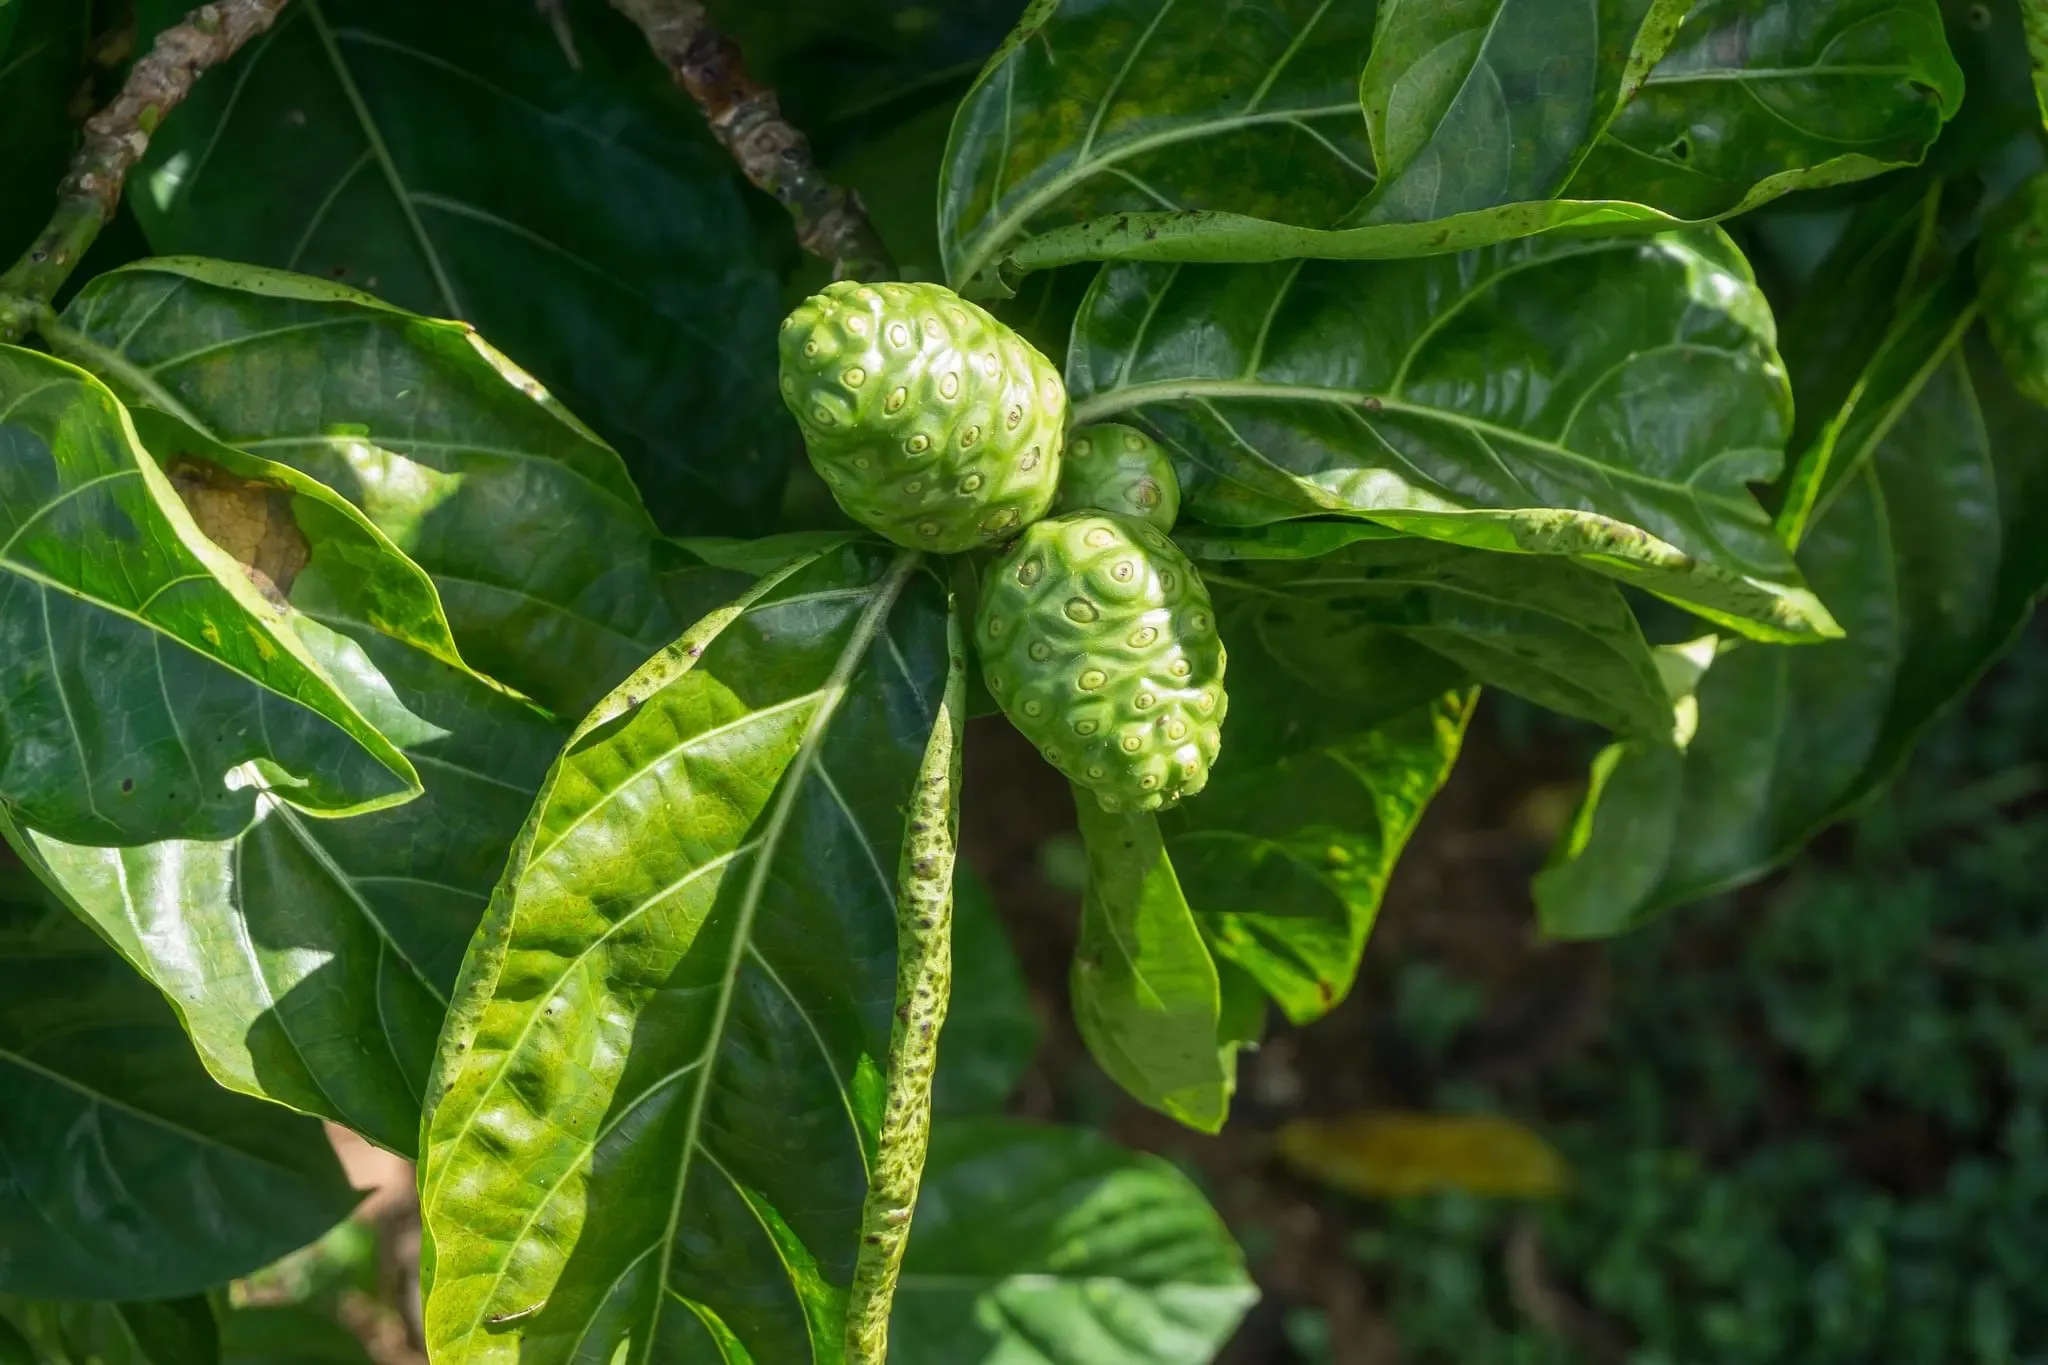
[978,512,1226,812]
[779,280,1066,553]
[1980,172,2048,406]
[1054,422,1181,533]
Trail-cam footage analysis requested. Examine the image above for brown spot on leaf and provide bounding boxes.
[168,458,309,607]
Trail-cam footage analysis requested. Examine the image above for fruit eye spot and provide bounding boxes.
[842,367,866,388]
[856,287,880,304]
[1020,447,1042,470]
[1197,691,1216,711]
[983,508,1021,532]
[923,318,943,338]
[1169,658,1192,676]
[938,373,961,400]
[905,480,923,493]
[907,434,931,454]
[883,284,911,301]
[803,340,821,357]
[1134,692,1156,710]
[1028,641,1051,661]
[1084,527,1115,548]
[853,456,872,470]
[1044,378,1062,402]
[811,406,835,425]
[982,352,999,375]
[845,315,868,335]
[1064,598,1099,623]
[1079,668,1107,690]
[1131,481,1158,508]
[1072,437,1093,458]
[1017,559,1043,585]
[961,473,984,492]
[1074,719,1098,735]
[1121,735,1143,752]
[1122,431,1147,451]
[1022,699,1043,717]
[1088,765,1106,778]
[1166,719,1187,740]
[1043,746,1063,766]
[1160,570,1177,592]
[1140,774,1159,789]
[986,617,1004,638]
[884,387,908,413]
[1190,613,1210,630]
[1112,561,1136,582]
[947,307,971,328]
[780,376,796,394]
[918,521,941,538]
[987,672,1006,693]
[1184,760,1200,777]
[961,425,982,448]
[1008,406,1025,430]
[888,323,911,347]
[1129,626,1158,647]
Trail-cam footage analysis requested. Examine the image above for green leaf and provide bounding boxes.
[420,541,954,1363]
[58,258,687,718]
[889,1118,1256,1364]
[0,1297,219,1365]
[1069,231,1833,643]
[0,345,418,845]
[1539,272,2048,934]
[1069,794,1228,1133]
[0,0,84,263]
[1196,535,1671,737]
[933,867,1039,1118]
[938,0,1379,294]
[127,0,794,536]
[6,625,567,1156]
[1357,0,1689,225]
[0,887,359,1300]
[1165,690,1474,1025]
[1563,0,1965,219]
[221,1305,374,1365]
[940,0,1954,291]
[2027,0,2048,131]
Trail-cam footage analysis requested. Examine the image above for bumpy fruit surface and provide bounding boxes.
[1980,172,2048,406]
[779,280,1066,553]
[1053,423,1181,533]
[978,513,1226,812]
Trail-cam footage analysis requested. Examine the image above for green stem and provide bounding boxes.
[844,592,966,1363]
[0,201,105,342]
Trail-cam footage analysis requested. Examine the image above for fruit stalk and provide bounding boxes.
[0,0,293,343]
[611,0,895,281]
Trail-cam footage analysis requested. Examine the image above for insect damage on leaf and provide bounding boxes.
[166,457,309,607]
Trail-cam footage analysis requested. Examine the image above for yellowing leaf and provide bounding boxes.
[1277,1111,1568,1199]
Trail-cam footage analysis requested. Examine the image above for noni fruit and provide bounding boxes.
[1980,172,2048,406]
[779,280,1066,553]
[978,512,1226,812]
[1054,422,1181,533]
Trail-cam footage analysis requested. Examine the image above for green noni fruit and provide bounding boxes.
[779,279,1066,553]
[978,512,1226,812]
[1980,172,2048,407]
[1053,422,1181,533]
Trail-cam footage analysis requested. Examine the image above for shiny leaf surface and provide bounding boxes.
[1564,0,1965,218]
[0,1296,219,1365]
[0,346,417,845]
[129,0,793,536]
[420,542,952,1363]
[1069,233,1832,642]
[890,1119,1256,1364]
[0,888,358,1300]
[59,258,684,717]
[221,1305,375,1364]
[1164,690,1473,1024]
[1539,272,2048,934]
[1070,795,1228,1133]
[1195,534,1671,736]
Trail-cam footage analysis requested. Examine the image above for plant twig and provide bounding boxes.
[0,0,290,344]
[608,0,895,281]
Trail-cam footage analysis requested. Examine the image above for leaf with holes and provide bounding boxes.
[0,345,418,845]
[940,0,1958,293]
[1068,231,1835,643]
[56,257,688,718]
[420,540,957,1363]
[1539,265,2048,935]
[4,413,568,1153]
[888,1119,1256,1364]
[0,886,359,1300]
[126,0,794,535]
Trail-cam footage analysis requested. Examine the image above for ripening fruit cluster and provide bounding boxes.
[778,281,1227,811]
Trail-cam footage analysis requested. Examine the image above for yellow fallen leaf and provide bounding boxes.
[1278,1111,1568,1199]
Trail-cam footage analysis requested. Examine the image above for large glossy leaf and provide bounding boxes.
[1538,273,2048,934]
[0,886,359,1300]
[0,1296,218,1365]
[128,0,793,536]
[940,0,1956,292]
[6,606,567,1155]
[1192,531,1671,736]
[0,346,418,845]
[1068,231,1833,642]
[1563,0,1965,219]
[57,258,684,717]
[889,1119,1256,1364]
[0,0,83,263]
[421,541,954,1363]
[1165,689,1473,1025]
[220,1305,374,1364]
[933,868,1039,1119]
[1070,795,1228,1133]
